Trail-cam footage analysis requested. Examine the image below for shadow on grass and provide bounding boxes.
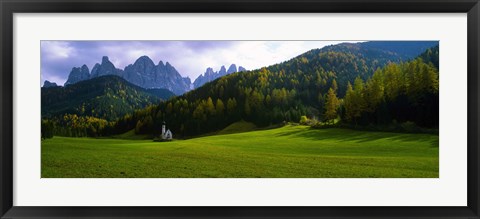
[276,127,439,147]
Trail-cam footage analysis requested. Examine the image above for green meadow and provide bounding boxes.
[41,125,439,178]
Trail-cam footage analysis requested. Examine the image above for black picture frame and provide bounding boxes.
[1,0,479,218]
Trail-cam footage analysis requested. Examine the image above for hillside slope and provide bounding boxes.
[108,41,438,137]
[42,75,175,121]
[42,125,438,178]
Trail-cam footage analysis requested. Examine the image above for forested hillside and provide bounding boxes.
[339,44,439,128]
[418,45,439,69]
[101,42,438,138]
[42,75,174,121]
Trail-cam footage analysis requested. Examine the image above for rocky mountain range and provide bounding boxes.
[63,56,246,95]
[193,64,246,89]
[64,56,191,95]
[122,56,191,95]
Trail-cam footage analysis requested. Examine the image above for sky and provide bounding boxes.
[41,41,356,86]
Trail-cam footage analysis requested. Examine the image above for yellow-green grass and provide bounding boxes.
[111,129,150,140]
[41,125,439,178]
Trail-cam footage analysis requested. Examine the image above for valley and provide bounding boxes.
[42,125,439,178]
[41,41,440,178]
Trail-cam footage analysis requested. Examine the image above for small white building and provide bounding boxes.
[161,121,173,140]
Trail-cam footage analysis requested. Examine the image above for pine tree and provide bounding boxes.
[135,120,142,134]
[206,97,215,115]
[324,88,339,124]
[244,99,251,116]
[227,98,237,114]
[332,79,338,93]
[216,99,225,116]
[364,71,384,112]
[344,82,355,122]
[344,77,367,125]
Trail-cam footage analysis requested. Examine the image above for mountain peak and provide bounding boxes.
[205,67,215,76]
[218,66,227,76]
[90,56,123,79]
[138,55,153,61]
[43,80,58,88]
[134,56,155,66]
[102,56,110,64]
[64,65,90,86]
[227,64,237,74]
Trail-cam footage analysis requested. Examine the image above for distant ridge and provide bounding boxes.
[193,64,247,89]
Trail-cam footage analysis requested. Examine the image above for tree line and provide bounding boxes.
[41,45,439,138]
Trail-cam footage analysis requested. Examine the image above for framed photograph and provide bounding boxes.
[1,0,479,218]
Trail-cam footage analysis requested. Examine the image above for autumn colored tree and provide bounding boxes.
[206,97,216,116]
[216,99,225,116]
[324,88,339,124]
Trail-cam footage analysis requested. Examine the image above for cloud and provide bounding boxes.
[41,41,75,59]
[41,41,349,86]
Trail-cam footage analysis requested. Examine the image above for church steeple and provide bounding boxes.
[162,121,166,136]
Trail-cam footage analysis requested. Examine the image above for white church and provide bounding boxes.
[161,121,173,141]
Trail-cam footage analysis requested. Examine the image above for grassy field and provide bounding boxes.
[41,125,439,178]
[217,120,257,135]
